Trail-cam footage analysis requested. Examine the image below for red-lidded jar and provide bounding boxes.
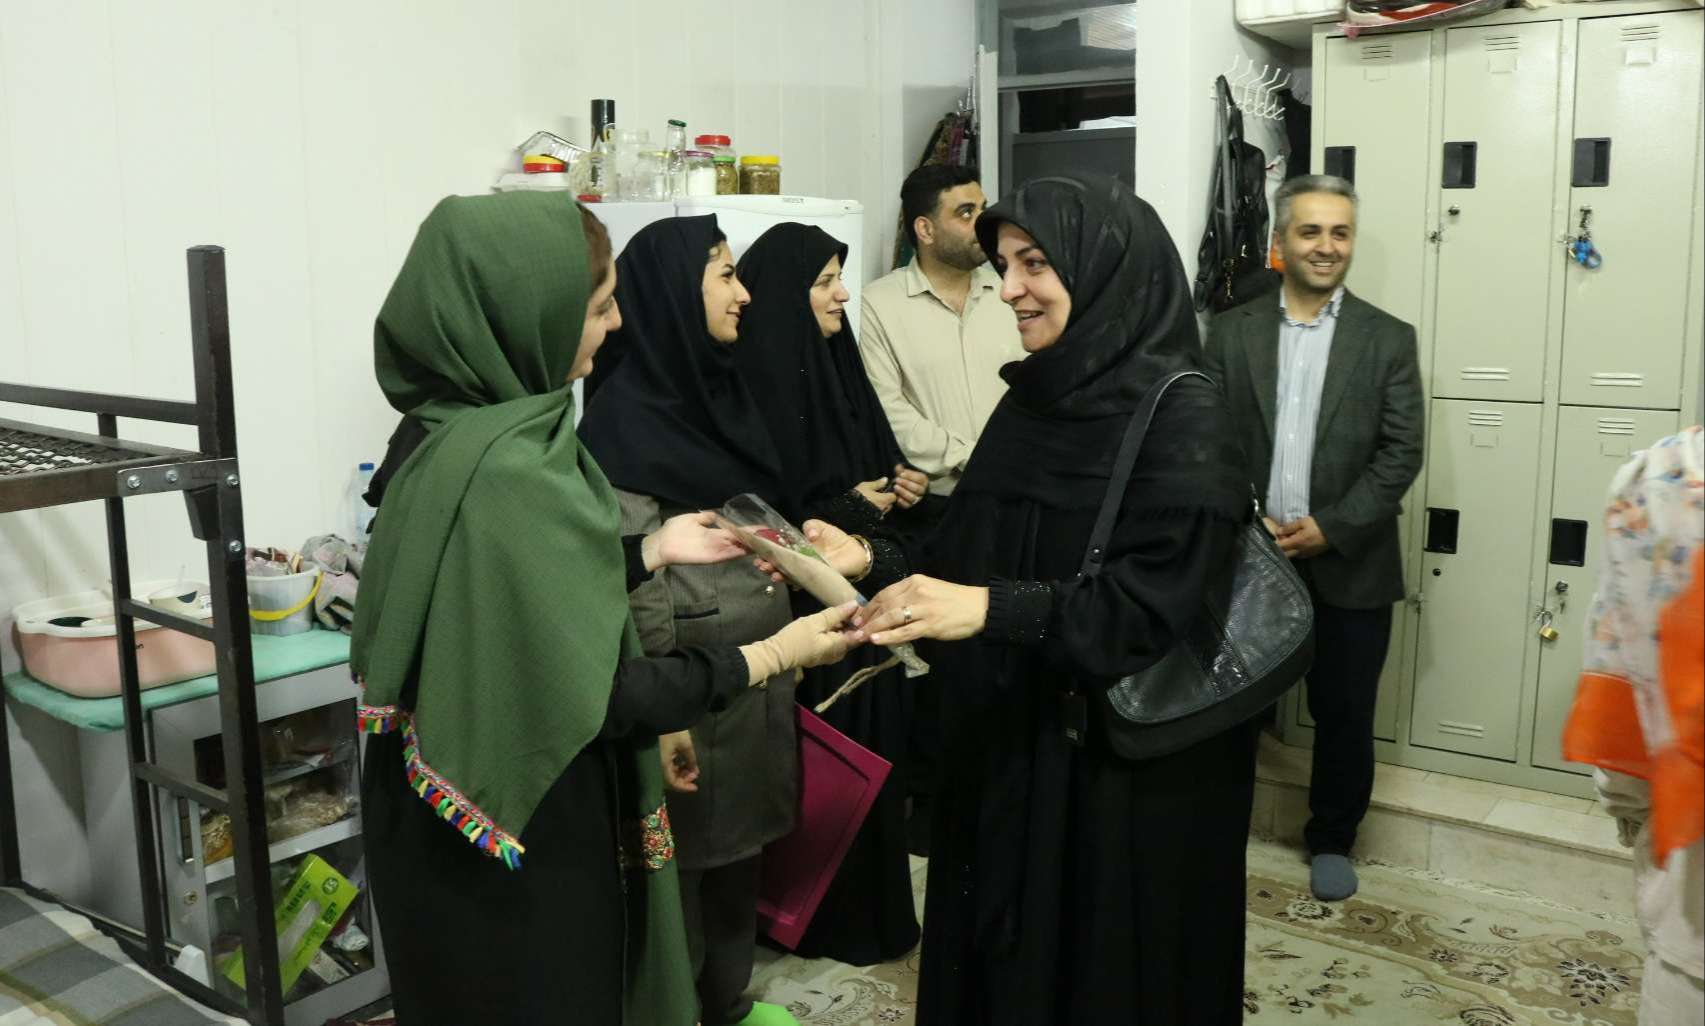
[694,134,734,162]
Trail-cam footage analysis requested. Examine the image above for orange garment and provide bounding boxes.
[1563,428,1704,868]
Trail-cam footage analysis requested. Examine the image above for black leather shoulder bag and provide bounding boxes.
[1070,370,1315,760]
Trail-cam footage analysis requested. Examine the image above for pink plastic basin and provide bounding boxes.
[12,581,216,698]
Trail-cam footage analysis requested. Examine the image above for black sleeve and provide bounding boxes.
[599,645,749,740]
[807,488,888,537]
[859,535,911,595]
[982,510,1239,683]
[621,534,655,592]
[802,489,911,595]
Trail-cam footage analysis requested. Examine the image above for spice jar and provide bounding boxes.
[739,155,782,195]
[683,150,717,197]
[713,155,739,195]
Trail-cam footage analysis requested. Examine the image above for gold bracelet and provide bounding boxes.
[848,534,875,583]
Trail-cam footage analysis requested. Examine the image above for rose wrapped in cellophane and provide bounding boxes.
[717,494,928,712]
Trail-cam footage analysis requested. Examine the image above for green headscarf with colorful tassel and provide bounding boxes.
[351,191,694,1024]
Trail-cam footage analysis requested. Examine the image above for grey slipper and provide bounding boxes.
[1311,853,1359,901]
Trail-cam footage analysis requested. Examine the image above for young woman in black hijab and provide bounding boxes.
[794,177,1260,1024]
[579,215,815,1026]
[732,222,925,966]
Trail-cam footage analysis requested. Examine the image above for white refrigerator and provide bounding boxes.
[579,195,866,417]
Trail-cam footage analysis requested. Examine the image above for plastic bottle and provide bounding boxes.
[352,462,377,540]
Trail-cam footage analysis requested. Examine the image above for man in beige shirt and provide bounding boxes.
[859,166,1024,498]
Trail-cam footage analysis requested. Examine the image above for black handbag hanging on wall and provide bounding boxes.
[1071,371,1315,760]
[1193,77,1280,313]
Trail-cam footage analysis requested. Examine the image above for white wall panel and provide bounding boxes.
[0,0,973,874]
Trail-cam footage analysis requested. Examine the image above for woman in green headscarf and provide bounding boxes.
[352,192,858,1026]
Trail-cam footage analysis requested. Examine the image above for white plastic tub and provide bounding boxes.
[246,568,321,637]
[13,581,216,697]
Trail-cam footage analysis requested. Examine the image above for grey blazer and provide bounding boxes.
[1202,290,1424,610]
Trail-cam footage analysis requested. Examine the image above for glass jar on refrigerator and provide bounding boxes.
[612,127,650,201]
[683,151,717,197]
[664,119,688,198]
[694,134,734,162]
[713,154,739,195]
[630,149,670,202]
[739,154,782,195]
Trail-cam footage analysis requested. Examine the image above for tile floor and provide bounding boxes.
[1253,733,1636,917]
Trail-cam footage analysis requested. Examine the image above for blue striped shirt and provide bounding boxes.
[1266,287,1345,524]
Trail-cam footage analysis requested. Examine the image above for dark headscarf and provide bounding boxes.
[578,215,784,509]
[732,223,903,520]
[975,175,1203,420]
[957,175,1246,517]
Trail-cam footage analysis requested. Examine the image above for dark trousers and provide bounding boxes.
[1303,596,1393,857]
[680,856,762,1025]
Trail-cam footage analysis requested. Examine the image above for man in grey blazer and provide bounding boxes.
[1202,175,1424,901]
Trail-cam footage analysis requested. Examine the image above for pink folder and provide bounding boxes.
[757,705,893,949]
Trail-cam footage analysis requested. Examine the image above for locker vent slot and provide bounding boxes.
[1550,519,1588,567]
[1437,721,1487,739]
[1483,35,1521,52]
[1424,508,1460,554]
[1572,138,1612,187]
[1589,372,1644,388]
[1620,24,1662,43]
[1467,410,1505,427]
[1461,368,1512,382]
[1596,417,1637,436]
[1360,43,1395,61]
[1442,141,1478,188]
[1324,146,1357,184]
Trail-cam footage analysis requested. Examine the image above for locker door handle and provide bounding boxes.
[1424,508,1460,554]
[1324,145,1357,184]
[1549,519,1588,567]
[1572,138,1611,188]
[1442,141,1478,189]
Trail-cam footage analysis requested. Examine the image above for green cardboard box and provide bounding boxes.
[223,854,358,995]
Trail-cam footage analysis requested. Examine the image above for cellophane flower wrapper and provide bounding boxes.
[717,493,928,678]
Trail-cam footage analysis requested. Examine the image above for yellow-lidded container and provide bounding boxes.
[739,154,781,195]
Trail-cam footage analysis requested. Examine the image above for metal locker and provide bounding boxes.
[1560,10,1704,410]
[1322,32,1434,328]
[1431,22,1563,402]
[1531,406,1681,774]
[1410,399,1544,761]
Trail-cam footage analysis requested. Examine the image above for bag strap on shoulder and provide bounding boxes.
[1080,370,1210,579]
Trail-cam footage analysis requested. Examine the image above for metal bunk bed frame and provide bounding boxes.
[0,246,286,1025]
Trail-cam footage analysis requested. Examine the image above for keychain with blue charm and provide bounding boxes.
[1568,208,1603,269]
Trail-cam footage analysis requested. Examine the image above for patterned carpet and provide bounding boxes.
[747,840,1646,1026]
[333,839,1645,1025]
